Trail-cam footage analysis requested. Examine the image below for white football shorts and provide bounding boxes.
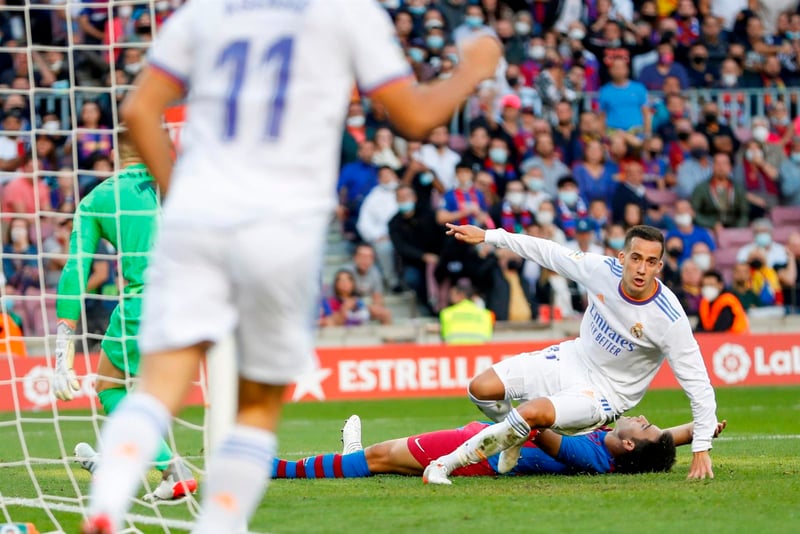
[139,214,328,384]
[491,339,619,434]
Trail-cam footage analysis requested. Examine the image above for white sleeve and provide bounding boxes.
[735,244,751,265]
[660,318,717,452]
[356,195,382,243]
[341,0,413,94]
[485,229,605,287]
[147,4,194,88]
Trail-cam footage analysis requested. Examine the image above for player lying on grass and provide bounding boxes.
[50,130,195,501]
[271,415,727,479]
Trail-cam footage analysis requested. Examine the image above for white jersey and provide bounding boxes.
[148,0,412,228]
[485,229,718,452]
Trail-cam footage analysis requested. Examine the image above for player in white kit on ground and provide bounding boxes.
[80,0,502,532]
[422,223,718,485]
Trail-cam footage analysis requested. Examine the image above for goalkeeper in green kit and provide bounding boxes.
[51,130,196,501]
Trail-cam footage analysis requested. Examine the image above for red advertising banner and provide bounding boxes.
[1,333,799,412]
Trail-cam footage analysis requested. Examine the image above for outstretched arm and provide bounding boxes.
[446,223,606,286]
[666,420,727,447]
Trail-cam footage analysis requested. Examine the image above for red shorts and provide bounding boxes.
[406,421,496,477]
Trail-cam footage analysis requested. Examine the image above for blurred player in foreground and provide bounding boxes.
[271,415,727,479]
[82,0,502,531]
[423,224,719,485]
[51,130,195,501]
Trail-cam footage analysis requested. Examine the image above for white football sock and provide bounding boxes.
[88,393,170,528]
[192,425,277,534]
[437,408,530,473]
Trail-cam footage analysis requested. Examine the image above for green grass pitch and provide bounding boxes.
[1,386,799,533]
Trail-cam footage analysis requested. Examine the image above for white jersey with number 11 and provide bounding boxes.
[147,0,412,228]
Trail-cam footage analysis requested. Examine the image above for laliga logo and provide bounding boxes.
[23,365,96,407]
[712,343,751,384]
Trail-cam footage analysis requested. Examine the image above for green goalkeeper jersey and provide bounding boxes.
[56,163,159,322]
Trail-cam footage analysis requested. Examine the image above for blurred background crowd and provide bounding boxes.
[1,0,800,341]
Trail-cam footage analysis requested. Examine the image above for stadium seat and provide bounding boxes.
[717,227,753,249]
[772,225,800,245]
[770,206,800,228]
[645,188,678,207]
[714,247,739,285]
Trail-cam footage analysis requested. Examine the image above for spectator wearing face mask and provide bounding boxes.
[611,160,649,225]
[521,166,551,213]
[490,180,532,234]
[604,222,627,256]
[520,36,547,85]
[389,185,445,316]
[734,135,783,218]
[419,125,461,192]
[341,101,373,167]
[637,40,690,90]
[485,136,518,198]
[533,199,567,245]
[665,200,716,263]
[675,133,713,200]
[406,38,436,82]
[745,248,785,308]
[686,43,715,88]
[690,241,715,274]
[554,175,587,239]
[736,219,794,285]
[337,140,379,243]
[695,270,749,334]
[661,235,684,292]
[730,262,761,311]
[696,101,740,156]
[676,258,703,316]
[573,139,616,207]
[3,218,39,294]
[666,117,693,173]
[357,166,402,291]
[452,3,490,43]
[519,133,569,196]
[700,15,729,73]
[779,136,800,206]
[691,153,750,231]
[436,161,492,228]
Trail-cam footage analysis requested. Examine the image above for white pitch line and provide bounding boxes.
[716,434,800,441]
[2,498,194,531]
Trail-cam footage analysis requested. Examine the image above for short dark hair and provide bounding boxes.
[624,225,665,258]
[703,270,724,284]
[557,174,577,188]
[614,432,676,474]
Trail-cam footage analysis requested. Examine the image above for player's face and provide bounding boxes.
[618,237,663,299]
[614,415,662,442]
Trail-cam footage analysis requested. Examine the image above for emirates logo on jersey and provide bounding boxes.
[630,323,644,339]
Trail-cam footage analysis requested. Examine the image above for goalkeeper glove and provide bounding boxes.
[53,320,80,401]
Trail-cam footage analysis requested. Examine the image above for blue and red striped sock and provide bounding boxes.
[272,450,371,479]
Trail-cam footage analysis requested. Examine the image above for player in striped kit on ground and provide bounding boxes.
[423,223,720,485]
[272,414,726,479]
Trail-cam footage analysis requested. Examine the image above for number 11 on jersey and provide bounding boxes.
[216,37,294,141]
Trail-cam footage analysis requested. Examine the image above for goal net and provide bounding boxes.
[0,2,232,532]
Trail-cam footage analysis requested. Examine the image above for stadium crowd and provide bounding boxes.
[1,0,800,339]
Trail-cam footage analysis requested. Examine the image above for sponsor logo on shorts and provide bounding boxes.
[414,438,426,453]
